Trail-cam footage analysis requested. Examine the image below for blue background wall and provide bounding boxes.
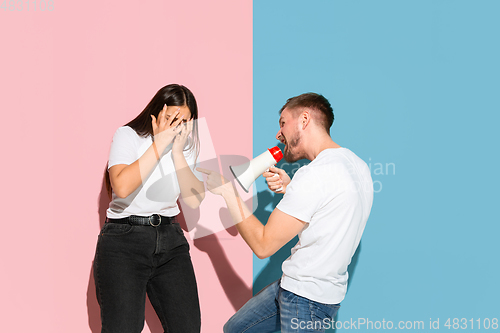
[253,0,500,331]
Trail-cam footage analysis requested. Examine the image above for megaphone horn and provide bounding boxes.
[230,146,283,192]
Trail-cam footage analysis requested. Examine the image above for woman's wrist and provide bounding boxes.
[171,149,186,161]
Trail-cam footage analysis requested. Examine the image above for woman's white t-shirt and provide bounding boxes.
[106,126,202,218]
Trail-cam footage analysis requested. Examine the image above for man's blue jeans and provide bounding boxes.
[224,280,340,333]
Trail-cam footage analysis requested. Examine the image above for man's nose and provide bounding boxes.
[276,129,282,141]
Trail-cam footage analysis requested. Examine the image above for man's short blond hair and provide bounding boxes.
[280,93,334,132]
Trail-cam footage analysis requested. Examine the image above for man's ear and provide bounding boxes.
[300,110,311,130]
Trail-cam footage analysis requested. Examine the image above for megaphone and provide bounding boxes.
[230,146,284,192]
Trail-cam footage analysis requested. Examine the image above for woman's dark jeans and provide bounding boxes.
[93,220,201,333]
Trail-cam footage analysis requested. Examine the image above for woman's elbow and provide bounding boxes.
[112,185,131,199]
[182,196,204,209]
[183,201,199,210]
[183,187,206,209]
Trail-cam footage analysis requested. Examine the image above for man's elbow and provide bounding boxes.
[253,245,276,259]
[254,251,270,260]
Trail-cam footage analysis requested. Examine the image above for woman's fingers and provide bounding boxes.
[155,106,194,141]
[165,108,181,126]
[173,123,186,143]
[157,107,182,131]
[180,120,194,137]
[151,115,158,132]
[171,118,184,134]
[158,104,168,128]
[170,113,185,131]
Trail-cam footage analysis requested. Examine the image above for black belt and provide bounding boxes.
[106,214,176,227]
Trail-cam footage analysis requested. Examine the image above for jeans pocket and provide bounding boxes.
[171,223,190,250]
[309,302,340,331]
[100,223,134,236]
[173,223,184,235]
[280,288,298,303]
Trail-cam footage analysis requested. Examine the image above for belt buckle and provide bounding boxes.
[149,214,161,227]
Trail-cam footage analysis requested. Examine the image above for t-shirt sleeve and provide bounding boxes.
[108,126,139,169]
[276,167,323,223]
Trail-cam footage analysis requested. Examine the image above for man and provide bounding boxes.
[198,92,373,333]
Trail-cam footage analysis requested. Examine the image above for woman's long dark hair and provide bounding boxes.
[105,84,200,198]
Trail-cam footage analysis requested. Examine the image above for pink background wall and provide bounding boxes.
[0,1,253,331]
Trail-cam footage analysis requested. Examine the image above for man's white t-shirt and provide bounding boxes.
[106,126,203,218]
[277,148,373,304]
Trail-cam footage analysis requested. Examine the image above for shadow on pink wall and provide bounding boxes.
[86,167,250,332]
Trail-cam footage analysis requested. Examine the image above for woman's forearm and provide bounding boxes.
[172,151,205,208]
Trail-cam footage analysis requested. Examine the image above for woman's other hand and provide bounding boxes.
[172,119,194,155]
[151,104,184,149]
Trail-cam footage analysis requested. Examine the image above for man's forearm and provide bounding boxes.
[221,186,269,258]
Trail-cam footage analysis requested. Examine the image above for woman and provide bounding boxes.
[94,84,205,333]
